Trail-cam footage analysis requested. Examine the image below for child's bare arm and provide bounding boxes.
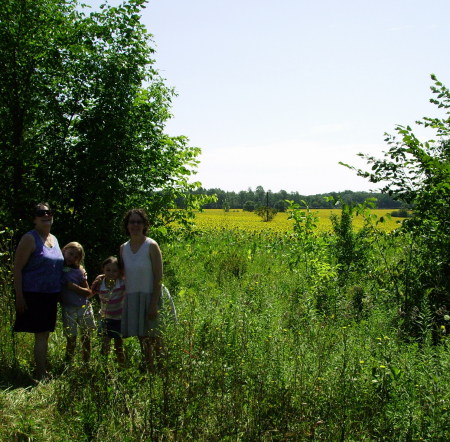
[67,279,92,298]
[90,274,104,295]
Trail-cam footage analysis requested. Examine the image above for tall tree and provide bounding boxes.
[0,0,75,221]
[0,0,206,266]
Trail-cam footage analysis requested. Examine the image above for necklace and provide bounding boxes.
[105,278,115,292]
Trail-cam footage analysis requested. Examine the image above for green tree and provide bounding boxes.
[243,201,256,212]
[274,199,289,212]
[0,0,75,223]
[254,206,277,222]
[328,197,375,280]
[0,0,207,268]
[344,74,450,337]
[255,185,266,206]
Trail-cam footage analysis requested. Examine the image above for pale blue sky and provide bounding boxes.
[94,0,450,194]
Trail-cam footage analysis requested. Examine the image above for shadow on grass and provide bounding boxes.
[0,365,37,390]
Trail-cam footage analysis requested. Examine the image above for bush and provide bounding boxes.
[346,75,450,338]
[390,209,411,218]
[254,206,277,222]
[243,201,256,212]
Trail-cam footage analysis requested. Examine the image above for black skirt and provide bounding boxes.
[14,292,59,333]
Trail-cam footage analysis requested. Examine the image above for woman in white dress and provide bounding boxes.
[120,208,163,368]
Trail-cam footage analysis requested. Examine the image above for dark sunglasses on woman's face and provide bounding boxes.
[35,209,54,217]
[128,219,144,225]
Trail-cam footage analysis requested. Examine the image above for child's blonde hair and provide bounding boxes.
[62,242,85,267]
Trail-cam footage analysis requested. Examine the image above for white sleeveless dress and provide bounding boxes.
[121,237,162,337]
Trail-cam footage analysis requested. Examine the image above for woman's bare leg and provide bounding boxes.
[139,336,154,369]
[34,331,50,379]
[139,336,164,370]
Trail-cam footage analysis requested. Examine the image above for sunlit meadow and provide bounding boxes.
[192,208,404,233]
[1,207,449,440]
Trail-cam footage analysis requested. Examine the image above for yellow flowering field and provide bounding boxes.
[192,209,404,233]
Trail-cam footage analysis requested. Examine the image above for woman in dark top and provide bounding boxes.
[13,203,64,380]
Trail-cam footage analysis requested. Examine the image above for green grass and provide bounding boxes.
[1,228,449,440]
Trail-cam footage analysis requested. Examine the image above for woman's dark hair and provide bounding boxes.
[123,208,150,236]
[101,256,121,271]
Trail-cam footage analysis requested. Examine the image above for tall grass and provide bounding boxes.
[1,226,449,440]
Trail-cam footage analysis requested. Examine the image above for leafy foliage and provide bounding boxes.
[2,228,450,440]
[0,0,208,268]
[242,200,256,212]
[344,74,450,337]
[328,197,377,278]
[254,206,277,222]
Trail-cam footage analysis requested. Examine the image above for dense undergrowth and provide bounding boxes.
[1,218,449,440]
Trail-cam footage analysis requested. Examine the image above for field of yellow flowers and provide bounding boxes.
[192,209,403,233]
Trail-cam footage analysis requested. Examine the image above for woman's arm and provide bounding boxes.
[119,244,124,268]
[148,241,163,320]
[13,234,35,313]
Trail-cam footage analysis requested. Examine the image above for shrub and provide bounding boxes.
[345,75,450,338]
[243,201,256,212]
[255,206,277,222]
[390,209,411,218]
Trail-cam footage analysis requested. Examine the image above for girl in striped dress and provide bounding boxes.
[91,256,125,366]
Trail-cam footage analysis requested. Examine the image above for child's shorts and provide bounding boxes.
[62,304,96,337]
[98,318,122,339]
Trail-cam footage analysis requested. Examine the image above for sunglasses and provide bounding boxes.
[35,209,54,217]
[128,219,144,225]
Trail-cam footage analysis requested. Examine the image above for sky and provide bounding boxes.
[94,0,450,195]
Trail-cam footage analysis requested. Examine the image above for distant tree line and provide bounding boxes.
[178,186,407,211]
